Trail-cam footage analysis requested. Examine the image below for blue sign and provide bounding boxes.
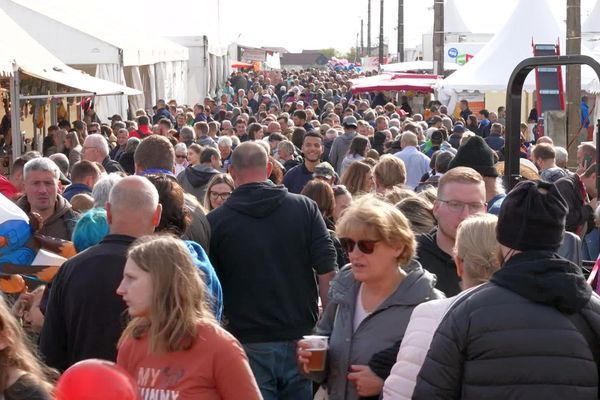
[448,48,458,58]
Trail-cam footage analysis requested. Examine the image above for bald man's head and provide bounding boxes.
[107,176,161,236]
[267,121,281,134]
[230,142,272,186]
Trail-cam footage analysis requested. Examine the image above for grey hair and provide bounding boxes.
[554,146,568,168]
[23,157,60,180]
[180,126,195,143]
[218,135,233,148]
[174,142,187,154]
[49,153,70,176]
[92,173,123,208]
[277,140,296,155]
[85,134,110,157]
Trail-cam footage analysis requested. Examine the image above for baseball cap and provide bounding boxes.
[342,116,358,128]
[313,162,335,180]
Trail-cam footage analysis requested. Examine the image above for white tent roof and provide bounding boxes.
[445,0,471,33]
[1,0,188,66]
[583,0,600,33]
[425,0,471,34]
[437,0,600,93]
[0,6,139,95]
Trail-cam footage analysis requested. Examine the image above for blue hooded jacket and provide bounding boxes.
[184,240,223,321]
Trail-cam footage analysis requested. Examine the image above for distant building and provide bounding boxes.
[280,50,329,70]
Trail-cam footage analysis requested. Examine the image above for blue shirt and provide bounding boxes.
[282,163,313,194]
[394,146,431,189]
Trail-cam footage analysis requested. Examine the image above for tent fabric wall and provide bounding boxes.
[141,64,157,111]
[94,63,127,121]
[124,66,145,114]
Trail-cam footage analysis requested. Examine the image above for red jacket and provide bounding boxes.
[130,124,152,139]
[0,175,18,199]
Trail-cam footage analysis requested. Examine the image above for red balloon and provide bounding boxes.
[55,359,139,400]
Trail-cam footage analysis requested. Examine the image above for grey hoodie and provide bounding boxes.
[307,261,444,400]
[329,130,357,174]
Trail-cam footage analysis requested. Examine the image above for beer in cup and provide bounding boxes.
[303,335,328,372]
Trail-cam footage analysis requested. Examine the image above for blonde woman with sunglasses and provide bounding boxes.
[297,195,443,400]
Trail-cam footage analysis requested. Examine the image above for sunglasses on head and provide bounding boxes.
[339,238,380,254]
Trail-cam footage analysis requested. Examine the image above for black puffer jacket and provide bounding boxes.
[413,251,600,400]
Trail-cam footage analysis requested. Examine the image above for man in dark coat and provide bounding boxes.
[414,179,600,400]
[40,176,161,371]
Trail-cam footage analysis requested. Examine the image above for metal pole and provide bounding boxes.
[398,0,404,62]
[368,0,372,56]
[361,19,364,59]
[10,66,21,161]
[566,0,582,166]
[433,0,445,75]
[379,0,384,65]
[505,55,600,190]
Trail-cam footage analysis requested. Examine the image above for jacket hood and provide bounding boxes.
[184,240,212,271]
[184,164,220,188]
[340,131,357,143]
[330,260,442,308]
[225,181,287,218]
[490,251,591,314]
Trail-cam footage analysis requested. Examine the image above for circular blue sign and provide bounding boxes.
[448,48,458,58]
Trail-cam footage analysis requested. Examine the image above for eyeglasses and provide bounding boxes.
[176,155,187,159]
[82,146,97,151]
[438,199,487,213]
[88,130,98,134]
[339,238,380,254]
[209,191,232,200]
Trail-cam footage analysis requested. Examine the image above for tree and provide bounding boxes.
[319,48,339,58]
[343,47,358,62]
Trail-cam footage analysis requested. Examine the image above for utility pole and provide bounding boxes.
[356,32,359,63]
[368,0,372,56]
[433,0,444,75]
[566,0,582,164]
[379,0,384,65]
[361,19,364,58]
[398,0,404,62]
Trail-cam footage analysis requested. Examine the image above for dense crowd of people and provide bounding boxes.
[0,66,598,399]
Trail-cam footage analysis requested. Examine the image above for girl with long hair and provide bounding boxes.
[0,294,55,399]
[116,235,261,399]
[340,135,370,176]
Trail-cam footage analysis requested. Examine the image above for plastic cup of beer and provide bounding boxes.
[303,335,328,372]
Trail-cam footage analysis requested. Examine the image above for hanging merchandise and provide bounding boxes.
[57,100,68,121]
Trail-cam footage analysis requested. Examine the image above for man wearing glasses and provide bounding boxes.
[417,167,486,296]
[177,147,221,203]
[82,134,124,174]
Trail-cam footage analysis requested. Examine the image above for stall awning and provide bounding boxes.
[350,73,440,94]
[21,64,141,96]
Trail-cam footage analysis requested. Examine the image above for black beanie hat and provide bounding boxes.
[448,135,498,177]
[497,180,568,252]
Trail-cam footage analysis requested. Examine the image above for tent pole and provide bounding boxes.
[49,82,57,126]
[10,66,21,162]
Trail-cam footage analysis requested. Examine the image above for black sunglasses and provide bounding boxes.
[339,238,380,254]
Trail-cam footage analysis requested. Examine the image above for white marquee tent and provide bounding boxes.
[436,0,600,112]
[583,0,600,34]
[444,0,471,33]
[1,0,189,121]
[0,5,140,160]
